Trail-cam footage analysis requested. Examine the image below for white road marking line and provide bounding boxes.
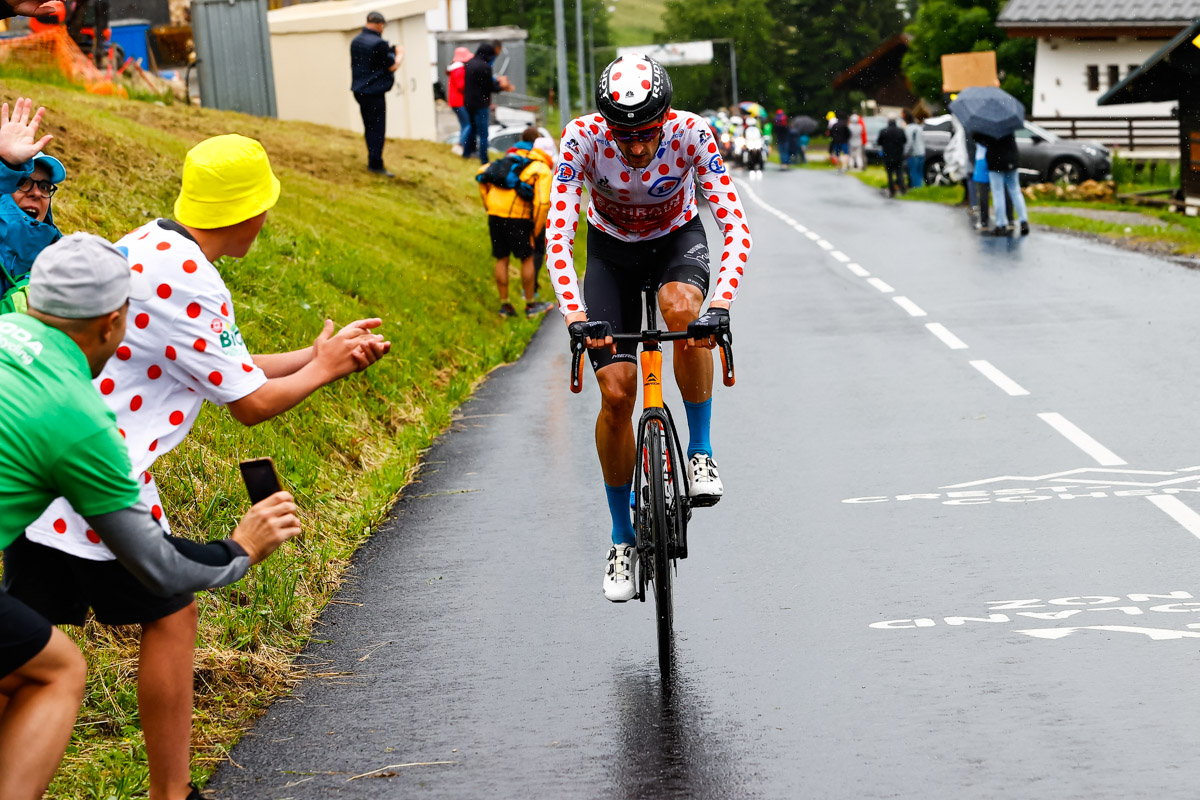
[791,223,808,233]
[830,250,851,263]
[846,263,870,277]
[892,296,927,317]
[969,360,1030,396]
[805,231,820,240]
[1037,412,1127,466]
[925,323,968,350]
[1148,495,1200,542]
[817,239,834,250]
[866,277,894,293]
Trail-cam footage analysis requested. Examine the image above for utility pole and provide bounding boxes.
[554,0,571,129]
[576,0,587,113]
[712,38,740,108]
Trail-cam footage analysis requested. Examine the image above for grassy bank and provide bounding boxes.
[0,77,564,796]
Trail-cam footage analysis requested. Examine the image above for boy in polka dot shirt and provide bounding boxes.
[10,135,390,800]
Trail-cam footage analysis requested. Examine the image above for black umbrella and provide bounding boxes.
[948,87,1025,138]
[789,115,817,135]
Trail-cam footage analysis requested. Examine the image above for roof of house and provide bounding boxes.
[998,0,1200,32]
[1099,17,1200,105]
[832,33,910,91]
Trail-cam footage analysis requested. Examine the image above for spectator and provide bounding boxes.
[0,98,62,314]
[829,114,850,171]
[530,135,557,293]
[774,109,789,166]
[463,41,513,165]
[903,109,926,189]
[0,233,303,800]
[975,130,1029,236]
[848,113,866,171]
[475,125,553,318]
[971,136,992,231]
[796,130,809,164]
[350,11,401,177]
[446,46,472,155]
[876,117,907,197]
[13,135,390,800]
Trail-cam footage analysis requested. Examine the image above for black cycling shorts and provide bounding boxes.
[2,536,194,627]
[0,584,52,680]
[488,215,534,260]
[583,216,710,371]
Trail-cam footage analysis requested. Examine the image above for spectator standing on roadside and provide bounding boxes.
[350,11,400,177]
[971,136,991,231]
[462,41,513,165]
[876,117,907,197]
[829,114,850,171]
[0,233,305,800]
[0,98,63,314]
[446,46,472,155]
[13,135,391,800]
[974,130,1029,236]
[903,109,926,189]
[530,135,557,294]
[475,125,553,318]
[848,113,866,171]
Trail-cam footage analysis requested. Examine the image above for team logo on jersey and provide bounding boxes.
[648,175,681,198]
[210,318,224,334]
[557,163,577,182]
[707,154,727,175]
[565,138,581,153]
[698,129,710,145]
[596,176,612,194]
[219,321,248,354]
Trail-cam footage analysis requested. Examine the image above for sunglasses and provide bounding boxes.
[15,177,57,197]
[610,125,663,143]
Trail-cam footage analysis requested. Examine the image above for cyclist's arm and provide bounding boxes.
[546,123,587,317]
[692,135,752,307]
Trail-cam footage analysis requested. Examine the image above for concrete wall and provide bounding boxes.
[1033,37,1176,117]
[269,1,437,142]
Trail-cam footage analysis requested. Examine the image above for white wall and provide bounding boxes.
[1032,37,1176,117]
[424,0,467,83]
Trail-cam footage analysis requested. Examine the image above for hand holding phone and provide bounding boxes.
[239,458,282,504]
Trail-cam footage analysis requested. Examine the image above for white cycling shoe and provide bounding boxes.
[603,543,637,603]
[688,453,723,506]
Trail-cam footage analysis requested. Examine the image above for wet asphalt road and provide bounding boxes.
[211,168,1200,799]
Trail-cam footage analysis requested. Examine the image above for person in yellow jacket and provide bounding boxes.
[476,126,554,318]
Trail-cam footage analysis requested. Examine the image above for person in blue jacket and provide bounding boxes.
[0,141,65,314]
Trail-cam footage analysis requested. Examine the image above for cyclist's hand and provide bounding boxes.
[687,306,730,350]
[568,317,616,354]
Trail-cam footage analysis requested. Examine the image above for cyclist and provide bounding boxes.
[548,54,752,602]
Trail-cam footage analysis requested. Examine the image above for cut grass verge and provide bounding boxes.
[0,76,577,796]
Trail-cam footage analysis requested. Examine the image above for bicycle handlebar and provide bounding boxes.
[569,328,736,393]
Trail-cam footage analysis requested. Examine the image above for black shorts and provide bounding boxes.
[583,216,711,371]
[488,215,534,260]
[0,586,52,680]
[2,536,194,627]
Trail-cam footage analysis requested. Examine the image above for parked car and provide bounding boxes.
[921,115,1112,186]
[444,123,553,156]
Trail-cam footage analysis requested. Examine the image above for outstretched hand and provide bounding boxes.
[0,97,51,167]
[5,0,63,18]
[311,318,391,381]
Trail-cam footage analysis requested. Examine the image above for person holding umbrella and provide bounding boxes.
[949,87,1030,236]
[790,115,816,165]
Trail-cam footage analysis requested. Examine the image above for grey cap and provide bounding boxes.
[366,10,384,23]
[27,232,152,319]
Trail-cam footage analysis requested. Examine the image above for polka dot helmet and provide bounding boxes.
[595,53,672,128]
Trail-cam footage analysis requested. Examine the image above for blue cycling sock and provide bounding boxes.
[605,481,636,545]
[683,398,713,459]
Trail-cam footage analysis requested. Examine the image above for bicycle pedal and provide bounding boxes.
[688,494,722,508]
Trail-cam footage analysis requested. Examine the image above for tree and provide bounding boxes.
[659,0,775,112]
[902,0,1035,108]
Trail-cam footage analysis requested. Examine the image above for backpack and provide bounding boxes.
[476,153,535,200]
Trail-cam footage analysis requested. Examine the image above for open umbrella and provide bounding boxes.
[789,115,817,135]
[739,101,767,119]
[948,87,1025,138]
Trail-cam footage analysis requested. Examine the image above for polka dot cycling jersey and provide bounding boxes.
[547,109,752,316]
[24,220,268,561]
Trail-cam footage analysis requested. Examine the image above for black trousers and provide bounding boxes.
[354,91,387,170]
[884,160,905,196]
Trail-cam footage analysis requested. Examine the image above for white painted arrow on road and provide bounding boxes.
[1017,626,1200,641]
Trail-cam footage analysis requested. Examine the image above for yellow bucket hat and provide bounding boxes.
[174,134,281,229]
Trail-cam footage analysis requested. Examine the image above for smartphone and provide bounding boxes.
[239,458,282,504]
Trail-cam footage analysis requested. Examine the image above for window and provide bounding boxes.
[1129,64,1140,76]
[1086,65,1099,91]
[1108,65,1120,88]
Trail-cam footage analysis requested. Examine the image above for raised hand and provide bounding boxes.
[5,0,63,18]
[0,97,52,167]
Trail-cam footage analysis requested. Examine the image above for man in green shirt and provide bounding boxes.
[0,233,303,800]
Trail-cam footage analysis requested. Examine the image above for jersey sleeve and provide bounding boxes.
[691,131,752,304]
[545,123,588,316]
[163,291,267,405]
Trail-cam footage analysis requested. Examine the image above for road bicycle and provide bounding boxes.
[569,287,734,683]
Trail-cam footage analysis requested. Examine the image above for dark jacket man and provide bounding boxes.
[829,118,850,146]
[464,42,501,112]
[876,120,907,165]
[973,132,1019,172]
[350,24,396,95]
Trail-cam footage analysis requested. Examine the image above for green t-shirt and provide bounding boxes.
[0,312,142,547]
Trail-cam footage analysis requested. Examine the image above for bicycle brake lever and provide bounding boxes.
[570,338,586,394]
[717,330,735,387]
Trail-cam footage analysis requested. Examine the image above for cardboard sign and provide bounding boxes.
[942,51,999,92]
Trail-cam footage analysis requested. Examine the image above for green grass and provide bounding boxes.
[608,0,667,47]
[0,76,573,796]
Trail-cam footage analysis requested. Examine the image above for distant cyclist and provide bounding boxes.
[547,54,752,602]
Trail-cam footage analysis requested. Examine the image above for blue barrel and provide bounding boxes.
[109,19,151,66]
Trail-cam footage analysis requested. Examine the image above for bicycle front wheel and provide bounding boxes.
[643,417,673,682]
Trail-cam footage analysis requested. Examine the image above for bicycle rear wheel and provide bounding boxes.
[642,417,673,682]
